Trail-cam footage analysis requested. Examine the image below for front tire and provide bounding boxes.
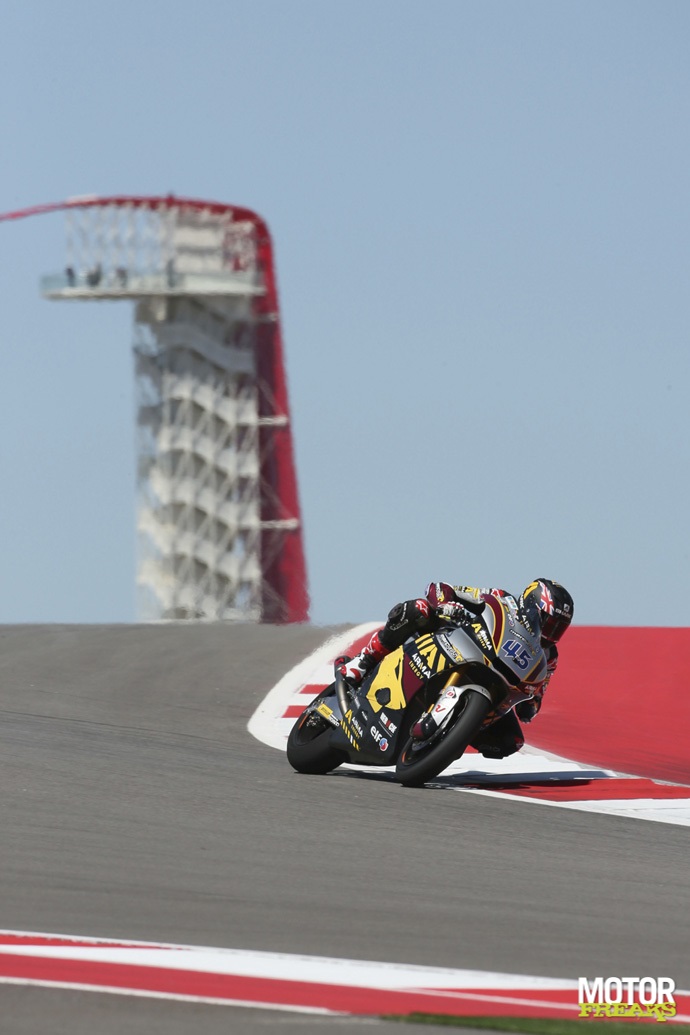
[395,689,492,788]
[286,692,348,775]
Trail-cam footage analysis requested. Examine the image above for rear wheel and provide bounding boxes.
[286,690,348,775]
[395,689,492,788]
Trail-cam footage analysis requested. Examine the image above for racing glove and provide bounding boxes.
[436,601,474,625]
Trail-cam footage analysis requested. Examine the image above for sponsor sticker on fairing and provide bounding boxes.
[409,652,433,679]
[577,976,676,1022]
[380,712,397,734]
[437,634,464,662]
[316,702,340,726]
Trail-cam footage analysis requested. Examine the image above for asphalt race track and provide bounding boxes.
[1,623,688,1033]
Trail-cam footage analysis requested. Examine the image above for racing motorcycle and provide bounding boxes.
[286,594,548,787]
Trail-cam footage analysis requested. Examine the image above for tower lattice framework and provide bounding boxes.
[0,195,309,623]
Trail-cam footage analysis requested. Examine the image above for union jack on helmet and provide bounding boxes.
[520,579,574,643]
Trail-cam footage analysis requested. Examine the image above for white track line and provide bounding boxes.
[1,931,688,1020]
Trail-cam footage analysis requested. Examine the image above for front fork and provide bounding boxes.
[419,671,495,734]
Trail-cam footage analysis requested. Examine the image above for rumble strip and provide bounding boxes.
[2,931,688,1019]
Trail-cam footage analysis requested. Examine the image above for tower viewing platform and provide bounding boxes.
[1,195,309,623]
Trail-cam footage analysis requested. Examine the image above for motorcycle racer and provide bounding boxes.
[336,579,574,759]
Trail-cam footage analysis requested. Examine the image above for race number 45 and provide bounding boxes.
[502,640,531,670]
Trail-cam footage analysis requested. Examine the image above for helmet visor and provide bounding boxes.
[540,612,571,643]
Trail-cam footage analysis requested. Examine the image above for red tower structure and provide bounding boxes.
[0,195,309,623]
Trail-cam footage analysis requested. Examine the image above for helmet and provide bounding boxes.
[520,579,574,643]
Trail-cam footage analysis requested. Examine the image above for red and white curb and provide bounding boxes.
[2,932,688,1020]
[249,625,690,828]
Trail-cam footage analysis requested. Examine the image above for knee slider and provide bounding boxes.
[386,598,429,632]
[383,598,424,647]
[386,601,406,627]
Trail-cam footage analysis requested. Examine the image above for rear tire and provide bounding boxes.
[286,692,348,775]
[395,689,492,788]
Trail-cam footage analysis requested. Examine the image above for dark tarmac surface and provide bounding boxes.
[0,623,688,1034]
[0,985,476,1035]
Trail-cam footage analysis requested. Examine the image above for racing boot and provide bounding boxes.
[335,630,388,687]
[471,712,524,758]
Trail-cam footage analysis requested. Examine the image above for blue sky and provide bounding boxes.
[0,0,688,626]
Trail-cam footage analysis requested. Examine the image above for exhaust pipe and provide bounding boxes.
[335,669,352,720]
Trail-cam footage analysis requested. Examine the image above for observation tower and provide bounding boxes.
[0,195,309,623]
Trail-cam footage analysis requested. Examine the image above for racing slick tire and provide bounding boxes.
[286,688,348,775]
[395,688,492,788]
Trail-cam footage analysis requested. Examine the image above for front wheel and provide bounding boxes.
[286,690,348,775]
[395,689,492,788]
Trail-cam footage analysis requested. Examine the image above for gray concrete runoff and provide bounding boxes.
[0,623,688,1035]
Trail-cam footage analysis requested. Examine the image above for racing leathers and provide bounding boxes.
[336,581,559,759]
